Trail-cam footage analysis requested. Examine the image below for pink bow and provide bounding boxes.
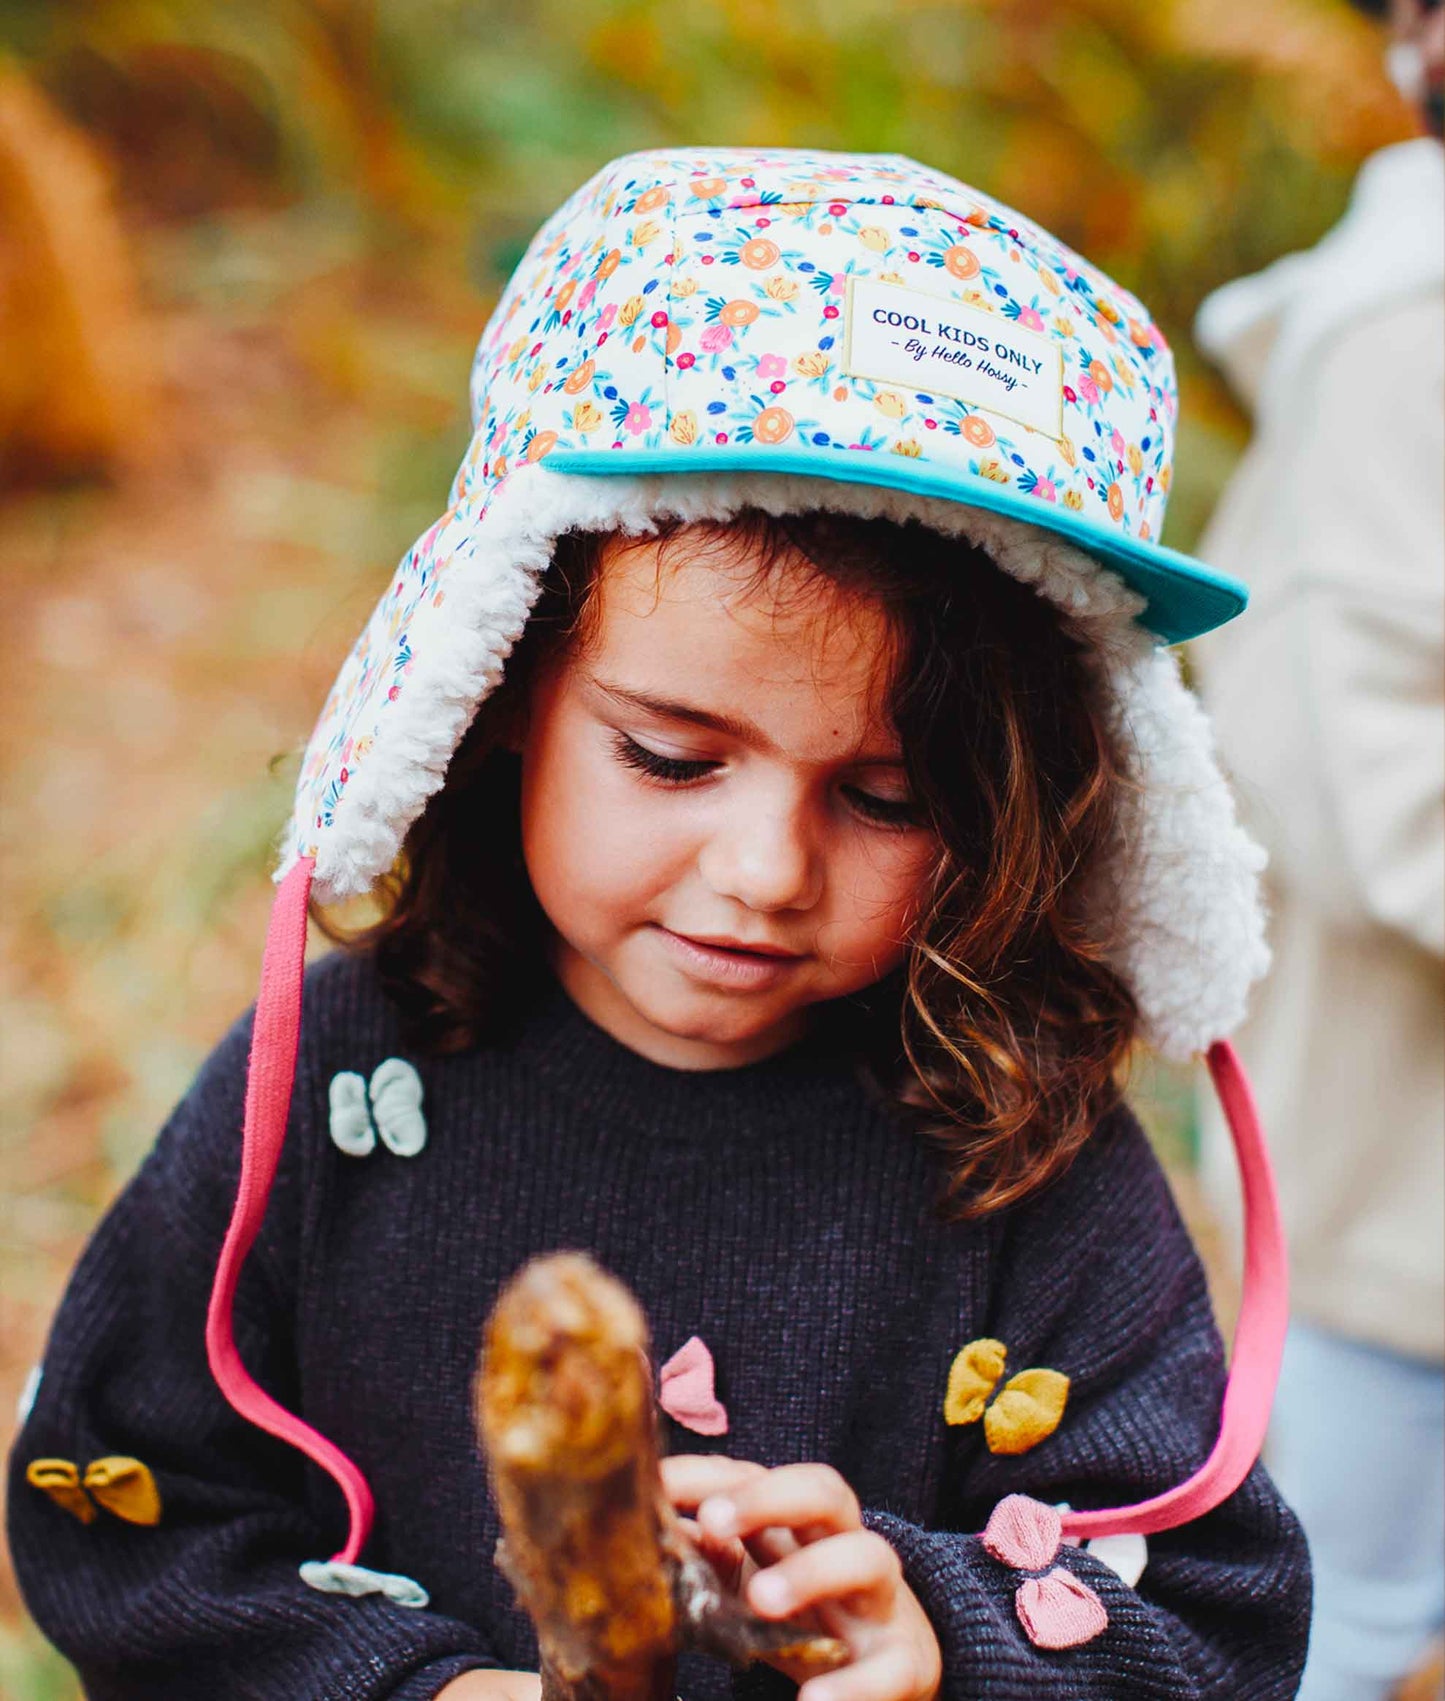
[658,1337,729,1436]
[982,1495,1108,1650]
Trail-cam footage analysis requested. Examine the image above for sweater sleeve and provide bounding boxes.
[860,1108,1310,1700]
[5,993,502,1701]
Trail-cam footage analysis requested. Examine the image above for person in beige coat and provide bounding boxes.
[1191,6,1443,1694]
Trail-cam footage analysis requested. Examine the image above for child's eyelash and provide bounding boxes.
[610,731,921,829]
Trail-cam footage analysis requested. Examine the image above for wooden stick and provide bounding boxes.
[475,1253,848,1701]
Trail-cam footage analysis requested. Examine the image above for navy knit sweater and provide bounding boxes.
[8,948,1309,1699]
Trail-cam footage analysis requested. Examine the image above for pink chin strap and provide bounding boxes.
[206,862,1288,1569]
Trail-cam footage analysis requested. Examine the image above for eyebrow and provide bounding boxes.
[587,676,905,766]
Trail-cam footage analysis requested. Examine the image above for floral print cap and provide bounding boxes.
[461,146,1238,631]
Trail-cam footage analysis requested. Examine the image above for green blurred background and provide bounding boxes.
[0,1,1417,1692]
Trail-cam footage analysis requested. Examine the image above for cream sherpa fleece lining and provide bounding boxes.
[289,466,1269,1061]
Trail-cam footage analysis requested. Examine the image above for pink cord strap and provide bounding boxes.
[204,857,375,1566]
[1057,1041,1289,1541]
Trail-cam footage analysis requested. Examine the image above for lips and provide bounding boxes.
[670,933,804,959]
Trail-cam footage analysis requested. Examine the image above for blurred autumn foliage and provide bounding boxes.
[0,1,1418,1692]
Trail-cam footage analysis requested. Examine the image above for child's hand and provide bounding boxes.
[434,1671,541,1701]
[662,1455,942,1701]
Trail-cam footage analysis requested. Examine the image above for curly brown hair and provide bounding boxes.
[313,507,1139,1215]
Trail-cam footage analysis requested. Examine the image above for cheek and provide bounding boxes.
[519,723,692,926]
[822,832,937,955]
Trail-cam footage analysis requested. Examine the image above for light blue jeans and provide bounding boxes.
[1266,1318,1445,1701]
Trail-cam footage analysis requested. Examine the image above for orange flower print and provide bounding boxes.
[563,359,596,396]
[875,391,907,419]
[719,299,761,328]
[1096,298,1122,326]
[634,185,671,213]
[891,438,923,457]
[571,400,603,434]
[665,322,682,357]
[630,219,664,250]
[793,351,830,378]
[1128,317,1155,350]
[597,248,622,280]
[961,415,995,448]
[1087,359,1113,393]
[764,275,799,303]
[1127,443,1144,478]
[1106,482,1125,522]
[944,243,981,281]
[618,295,645,328]
[669,410,698,446]
[554,279,577,313]
[741,238,780,270]
[525,430,558,462]
[1160,464,1172,493]
[688,177,727,198]
[832,384,849,402]
[673,275,700,299]
[752,406,794,445]
[1062,488,1084,511]
[858,225,891,252]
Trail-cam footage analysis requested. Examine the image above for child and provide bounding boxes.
[7,147,1310,1699]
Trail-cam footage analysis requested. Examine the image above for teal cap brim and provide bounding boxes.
[543,445,1244,647]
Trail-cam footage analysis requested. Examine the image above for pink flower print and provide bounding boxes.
[830,273,847,294]
[756,353,787,381]
[700,323,733,354]
[1017,306,1045,332]
[1031,478,1057,503]
[982,1496,1108,1651]
[1077,373,1101,407]
[1110,427,1125,456]
[598,303,617,330]
[623,401,653,435]
[577,278,598,312]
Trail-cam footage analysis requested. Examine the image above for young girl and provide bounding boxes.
[7,146,1310,1699]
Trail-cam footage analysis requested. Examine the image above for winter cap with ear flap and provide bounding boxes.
[206,146,1286,1605]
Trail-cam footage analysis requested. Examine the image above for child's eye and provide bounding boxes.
[610,731,717,784]
[841,785,923,829]
[610,731,920,827]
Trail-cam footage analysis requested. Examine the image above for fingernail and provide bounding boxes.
[699,1496,737,1538]
[750,1572,793,1614]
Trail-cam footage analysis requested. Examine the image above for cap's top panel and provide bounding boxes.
[452,146,1177,556]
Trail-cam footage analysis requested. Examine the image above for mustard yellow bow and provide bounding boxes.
[943,1338,1069,1455]
[26,1456,162,1526]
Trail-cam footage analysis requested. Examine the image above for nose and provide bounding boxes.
[697,784,824,914]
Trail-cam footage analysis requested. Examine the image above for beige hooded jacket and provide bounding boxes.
[1190,138,1445,1362]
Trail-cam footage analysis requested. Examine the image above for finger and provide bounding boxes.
[661,1454,766,1512]
[799,1639,924,1701]
[748,1530,901,1623]
[699,1462,861,1546]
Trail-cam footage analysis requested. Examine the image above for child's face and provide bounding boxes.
[517,529,941,1070]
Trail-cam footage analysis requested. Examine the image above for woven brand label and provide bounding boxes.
[843,275,1063,438]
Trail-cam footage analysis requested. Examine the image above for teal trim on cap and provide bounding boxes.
[543,445,1246,647]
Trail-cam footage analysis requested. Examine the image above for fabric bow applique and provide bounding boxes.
[328,1060,427,1158]
[943,1338,1069,1455]
[983,1495,1108,1650]
[658,1336,729,1436]
[27,1456,162,1526]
